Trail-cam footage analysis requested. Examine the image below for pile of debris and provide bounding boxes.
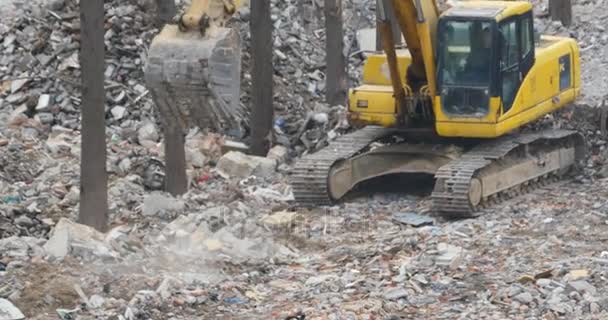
[3,0,608,319]
[234,0,376,152]
[0,0,380,161]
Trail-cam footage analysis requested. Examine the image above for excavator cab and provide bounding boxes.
[434,2,580,138]
[349,1,580,138]
[437,19,494,117]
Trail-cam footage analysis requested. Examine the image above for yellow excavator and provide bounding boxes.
[290,0,585,217]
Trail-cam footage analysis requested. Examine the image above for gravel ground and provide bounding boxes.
[2,0,608,319]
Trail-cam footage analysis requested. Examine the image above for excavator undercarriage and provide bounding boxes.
[291,127,584,218]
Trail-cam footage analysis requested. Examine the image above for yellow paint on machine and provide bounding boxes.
[435,35,581,138]
[347,0,580,139]
[348,35,580,137]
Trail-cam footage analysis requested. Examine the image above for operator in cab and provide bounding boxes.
[463,22,492,84]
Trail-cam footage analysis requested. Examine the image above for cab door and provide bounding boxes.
[499,18,520,113]
[499,12,535,114]
[518,12,535,79]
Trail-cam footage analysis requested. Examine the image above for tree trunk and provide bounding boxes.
[79,0,108,232]
[163,124,188,196]
[250,0,274,156]
[550,0,572,27]
[155,0,177,24]
[325,0,347,106]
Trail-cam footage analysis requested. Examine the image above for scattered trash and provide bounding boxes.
[2,196,21,204]
[56,308,79,320]
[566,269,589,281]
[223,297,247,304]
[261,211,300,228]
[0,0,606,319]
[517,275,536,284]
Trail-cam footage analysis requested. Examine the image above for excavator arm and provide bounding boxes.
[377,0,441,101]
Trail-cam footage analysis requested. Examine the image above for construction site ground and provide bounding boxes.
[2,0,608,319]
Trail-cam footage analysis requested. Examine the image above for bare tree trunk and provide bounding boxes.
[163,125,187,195]
[325,0,347,106]
[155,0,177,24]
[79,0,108,232]
[376,0,401,51]
[250,0,273,156]
[550,0,572,27]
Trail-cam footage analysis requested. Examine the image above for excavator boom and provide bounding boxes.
[383,0,440,96]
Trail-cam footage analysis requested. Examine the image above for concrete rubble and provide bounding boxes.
[1,0,608,319]
[0,298,24,320]
[216,151,277,179]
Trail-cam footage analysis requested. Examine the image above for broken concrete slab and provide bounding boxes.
[216,151,277,179]
[10,76,29,94]
[0,236,46,258]
[267,145,288,162]
[435,243,464,269]
[217,151,257,178]
[137,121,160,144]
[566,269,590,282]
[35,94,51,112]
[43,218,117,261]
[0,298,25,320]
[111,106,127,120]
[392,212,435,227]
[355,28,376,53]
[142,193,185,218]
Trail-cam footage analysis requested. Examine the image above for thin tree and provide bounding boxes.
[325,0,347,106]
[250,0,274,156]
[79,0,108,231]
[550,0,572,27]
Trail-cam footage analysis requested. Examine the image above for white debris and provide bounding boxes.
[43,218,117,260]
[35,94,51,111]
[266,145,288,162]
[142,193,185,217]
[0,298,25,320]
[111,106,127,120]
[216,151,277,179]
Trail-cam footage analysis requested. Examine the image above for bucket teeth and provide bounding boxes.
[144,25,247,135]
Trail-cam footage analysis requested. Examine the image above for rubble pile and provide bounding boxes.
[234,0,376,153]
[0,0,377,159]
[2,0,608,319]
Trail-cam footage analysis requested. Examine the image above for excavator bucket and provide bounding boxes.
[144,24,247,136]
